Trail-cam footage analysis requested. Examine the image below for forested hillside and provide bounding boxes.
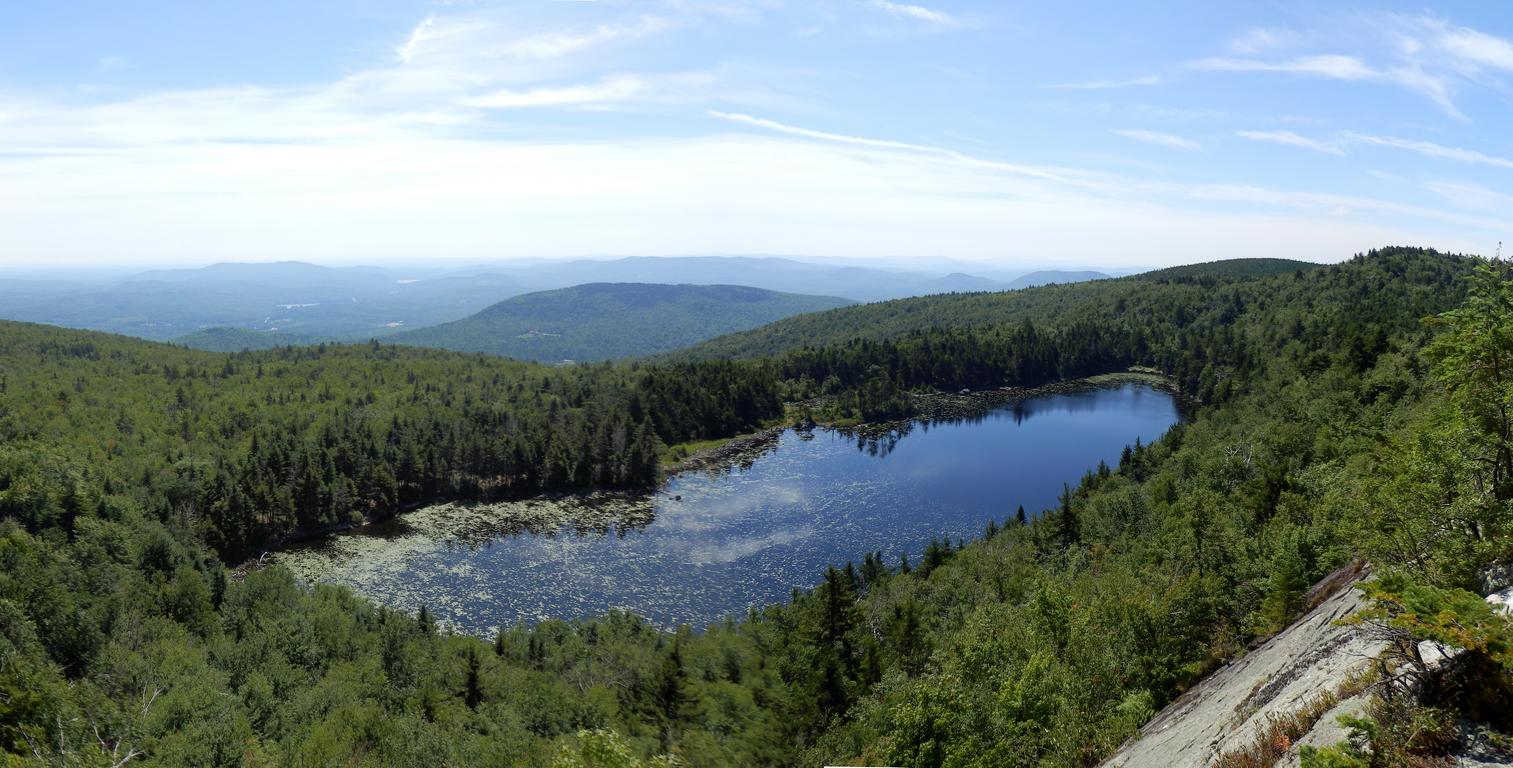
[3,247,1510,767]
[389,283,853,362]
[0,328,785,560]
[174,327,327,352]
[671,257,1323,362]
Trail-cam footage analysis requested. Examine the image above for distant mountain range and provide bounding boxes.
[386,283,854,362]
[0,256,1110,344]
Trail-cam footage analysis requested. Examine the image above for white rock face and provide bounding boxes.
[1487,586,1513,615]
[1102,572,1513,768]
[1101,570,1380,768]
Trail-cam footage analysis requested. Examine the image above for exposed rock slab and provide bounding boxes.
[1102,568,1379,767]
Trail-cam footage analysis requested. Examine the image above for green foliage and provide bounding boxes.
[1299,742,1371,768]
[1353,572,1513,668]
[1300,697,1459,768]
[1138,257,1321,281]
[1,246,1502,766]
[174,327,326,352]
[0,326,783,558]
[392,283,853,362]
[551,730,680,768]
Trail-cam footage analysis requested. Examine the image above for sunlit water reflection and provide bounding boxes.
[278,383,1181,633]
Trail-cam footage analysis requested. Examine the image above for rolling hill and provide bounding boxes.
[0,257,1110,343]
[173,327,326,351]
[1138,257,1320,281]
[1005,269,1110,289]
[670,257,1324,361]
[388,282,854,361]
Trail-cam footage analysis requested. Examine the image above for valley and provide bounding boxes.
[8,4,1513,765]
[3,248,1511,767]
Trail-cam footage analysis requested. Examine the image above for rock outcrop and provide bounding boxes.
[1101,567,1513,767]
[1101,564,1378,767]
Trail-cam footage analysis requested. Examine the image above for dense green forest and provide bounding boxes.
[389,283,853,362]
[2,247,1511,766]
[669,257,1323,362]
[174,327,328,353]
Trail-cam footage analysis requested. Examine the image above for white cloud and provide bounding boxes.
[1232,128,1513,172]
[707,111,1080,183]
[1420,17,1513,72]
[1190,54,1376,80]
[1111,129,1202,151]
[869,0,954,25]
[1191,54,1463,120]
[465,72,718,109]
[1425,181,1513,212]
[0,6,1502,269]
[1347,133,1513,171]
[1195,15,1513,122]
[1228,27,1297,55]
[1235,130,1344,156]
[465,77,651,109]
[1039,75,1160,90]
[395,15,436,64]
[5,132,1481,269]
[497,16,672,60]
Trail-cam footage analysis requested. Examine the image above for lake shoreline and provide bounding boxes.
[672,369,1188,472]
[255,378,1183,632]
[238,370,1185,577]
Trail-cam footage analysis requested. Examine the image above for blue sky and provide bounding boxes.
[2,1,1511,269]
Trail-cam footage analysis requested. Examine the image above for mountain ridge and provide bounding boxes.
[387,282,854,361]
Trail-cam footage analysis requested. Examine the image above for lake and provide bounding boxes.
[275,382,1181,634]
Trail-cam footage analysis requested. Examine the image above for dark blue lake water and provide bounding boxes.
[279,383,1180,633]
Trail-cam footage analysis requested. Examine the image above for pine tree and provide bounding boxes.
[655,637,694,750]
[464,648,483,710]
[1055,483,1080,549]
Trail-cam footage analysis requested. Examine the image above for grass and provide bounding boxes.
[660,436,741,468]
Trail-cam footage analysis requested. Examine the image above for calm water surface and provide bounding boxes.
[283,383,1180,633]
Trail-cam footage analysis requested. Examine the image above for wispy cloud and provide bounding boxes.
[498,16,672,60]
[707,110,1076,182]
[465,72,717,109]
[1424,180,1513,212]
[1194,15,1513,121]
[395,15,436,64]
[869,0,954,25]
[1189,54,1376,80]
[1235,129,1344,156]
[1418,17,1513,72]
[1191,53,1463,119]
[1233,128,1513,171]
[465,76,652,109]
[1227,27,1298,55]
[0,4,1503,269]
[1111,129,1202,151]
[1039,75,1160,90]
[1347,133,1513,171]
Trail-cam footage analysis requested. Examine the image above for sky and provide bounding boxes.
[1,0,1511,270]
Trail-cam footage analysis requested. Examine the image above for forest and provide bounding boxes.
[386,283,852,362]
[1,246,1511,766]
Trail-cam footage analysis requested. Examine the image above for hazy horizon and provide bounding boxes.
[0,252,1155,282]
